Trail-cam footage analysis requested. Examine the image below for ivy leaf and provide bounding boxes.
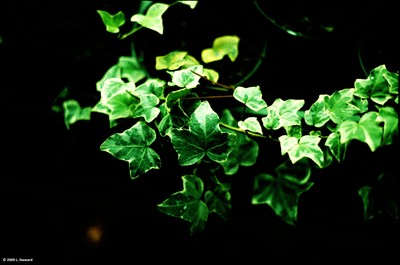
[100,121,161,179]
[325,132,347,163]
[97,10,125,33]
[170,101,237,166]
[233,86,268,112]
[131,94,160,123]
[279,135,325,168]
[354,65,396,105]
[238,117,263,135]
[156,51,189,70]
[63,100,91,129]
[252,160,313,225]
[220,109,259,175]
[157,175,209,234]
[262,98,305,130]
[205,186,231,221]
[376,106,398,146]
[134,78,165,99]
[130,3,169,35]
[201,35,240,63]
[305,89,360,127]
[337,111,383,152]
[167,65,203,88]
[178,1,198,9]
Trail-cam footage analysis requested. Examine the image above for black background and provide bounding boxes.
[1,1,399,263]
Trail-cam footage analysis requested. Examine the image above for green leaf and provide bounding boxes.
[279,135,325,168]
[178,1,198,9]
[305,89,360,127]
[155,51,189,70]
[252,160,313,225]
[100,121,161,179]
[170,101,237,166]
[325,132,347,163]
[220,109,259,175]
[131,94,160,123]
[262,98,304,130]
[238,117,263,135]
[158,175,209,234]
[168,65,203,88]
[205,186,231,221]
[233,86,268,112]
[97,10,125,33]
[337,111,383,152]
[134,78,165,99]
[201,35,240,63]
[130,3,169,35]
[354,65,397,105]
[63,100,91,129]
[376,106,398,146]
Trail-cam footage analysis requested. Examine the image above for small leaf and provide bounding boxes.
[233,86,268,112]
[201,35,240,63]
[100,121,161,179]
[168,65,203,88]
[170,101,237,166]
[279,135,325,168]
[158,175,209,234]
[238,117,263,135]
[205,186,231,221]
[376,106,398,146]
[97,10,126,33]
[262,98,304,130]
[155,51,189,70]
[63,100,91,129]
[178,1,198,9]
[325,132,347,163]
[130,3,169,35]
[337,111,383,152]
[354,65,396,105]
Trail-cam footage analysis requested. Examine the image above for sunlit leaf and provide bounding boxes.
[178,1,198,9]
[233,86,268,112]
[168,65,203,88]
[100,121,161,179]
[155,51,189,70]
[201,35,240,63]
[279,135,325,168]
[252,160,313,225]
[337,111,383,152]
[97,10,125,33]
[354,65,397,105]
[158,175,208,234]
[325,132,347,163]
[170,101,236,166]
[262,98,304,130]
[238,117,263,135]
[130,3,169,34]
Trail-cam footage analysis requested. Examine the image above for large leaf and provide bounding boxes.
[201,35,240,63]
[130,3,169,34]
[170,101,237,166]
[233,86,268,112]
[158,175,209,234]
[252,160,313,225]
[279,135,325,168]
[219,109,259,175]
[337,111,383,152]
[354,65,398,105]
[97,10,125,33]
[262,98,304,130]
[100,121,161,179]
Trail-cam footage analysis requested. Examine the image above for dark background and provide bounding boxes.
[1,1,399,263]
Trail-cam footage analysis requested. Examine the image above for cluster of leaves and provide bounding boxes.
[57,1,399,234]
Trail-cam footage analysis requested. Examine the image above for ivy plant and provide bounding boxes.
[54,1,399,234]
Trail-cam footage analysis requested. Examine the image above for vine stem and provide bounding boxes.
[219,122,273,140]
